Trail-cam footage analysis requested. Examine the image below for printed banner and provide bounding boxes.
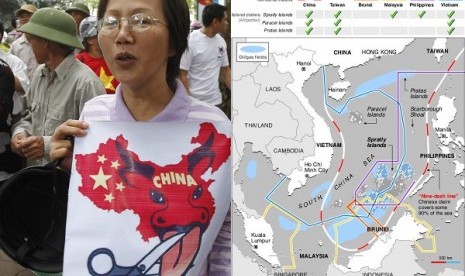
[63,122,231,275]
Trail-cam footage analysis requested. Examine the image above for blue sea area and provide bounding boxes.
[359,205,388,226]
[332,71,415,112]
[311,181,331,197]
[326,205,389,244]
[326,216,366,244]
[247,160,257,180]
[399,163,414,179]
[278,216,309,231]
[373,163,390,181]
[310,181,332,208]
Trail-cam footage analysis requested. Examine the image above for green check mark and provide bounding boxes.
[447,19,455,26]
[306,10,313,18]
[418,10,426,19]
[334,11,342,18]
[305,18,313,26]
[390,11,398,19]
[334,27,342,35]
[447,11,455,18]
[305,27,313,35]
[448,27,455,35]
[334,19,342,27]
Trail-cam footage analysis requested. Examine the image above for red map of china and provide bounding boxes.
[75,122,231,241]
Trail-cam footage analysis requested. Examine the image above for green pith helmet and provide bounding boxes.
[18,8,84,50]
[65,2,90,17]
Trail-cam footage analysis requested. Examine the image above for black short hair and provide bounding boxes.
[97,0,189,91]
[202,4,227,27]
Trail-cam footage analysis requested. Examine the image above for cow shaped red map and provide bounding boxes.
[74,122,231,274]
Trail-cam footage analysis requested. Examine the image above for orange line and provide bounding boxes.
[358,202,384,228]
[346,200,379,238]
[346,199,355,209]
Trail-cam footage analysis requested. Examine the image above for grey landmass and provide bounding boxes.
[326,241,426,276]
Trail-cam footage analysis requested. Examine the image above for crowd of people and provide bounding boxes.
[0,0,231,275]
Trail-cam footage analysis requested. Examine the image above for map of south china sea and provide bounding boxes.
[232,38,464,276]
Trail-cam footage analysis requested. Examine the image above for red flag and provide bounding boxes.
[199,0,214,5]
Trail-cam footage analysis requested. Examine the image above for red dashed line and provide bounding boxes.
[338,159,344,172]
[428,91,436,105]
[448,60,456,71]
[422,163,429,175]
[358,243,369,250]
[426,123,429,137]
[320,211,323,221]
[332,121,341,132]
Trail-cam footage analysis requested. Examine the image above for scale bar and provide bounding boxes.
[431,260,461,264]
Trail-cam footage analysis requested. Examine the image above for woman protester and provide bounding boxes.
[50,0,231,275]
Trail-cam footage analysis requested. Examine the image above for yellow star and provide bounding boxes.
[99,67,116,93]
[97,154,107,164]
[115,182,125,192]
[111,160,120,169]
[90,167,112,190]
[104,193,115,203]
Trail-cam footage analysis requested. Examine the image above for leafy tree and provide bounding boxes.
[0,0,20,30]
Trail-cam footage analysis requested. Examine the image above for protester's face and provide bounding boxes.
[218,12,229,34]
[26,34,46,64]
[98,0,173,89]
[18,12,32,26]
[69,11,87,31]
[87,36,99,47]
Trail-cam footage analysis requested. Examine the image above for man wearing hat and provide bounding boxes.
[11,8,105,168]
[14,4,37,28]
[65,2,90,35]
[9,4,39,81]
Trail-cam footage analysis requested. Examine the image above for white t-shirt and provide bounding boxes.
[0,51,29,115]
[180,30,229,105]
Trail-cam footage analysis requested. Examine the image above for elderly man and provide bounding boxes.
[11,8,105,167]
